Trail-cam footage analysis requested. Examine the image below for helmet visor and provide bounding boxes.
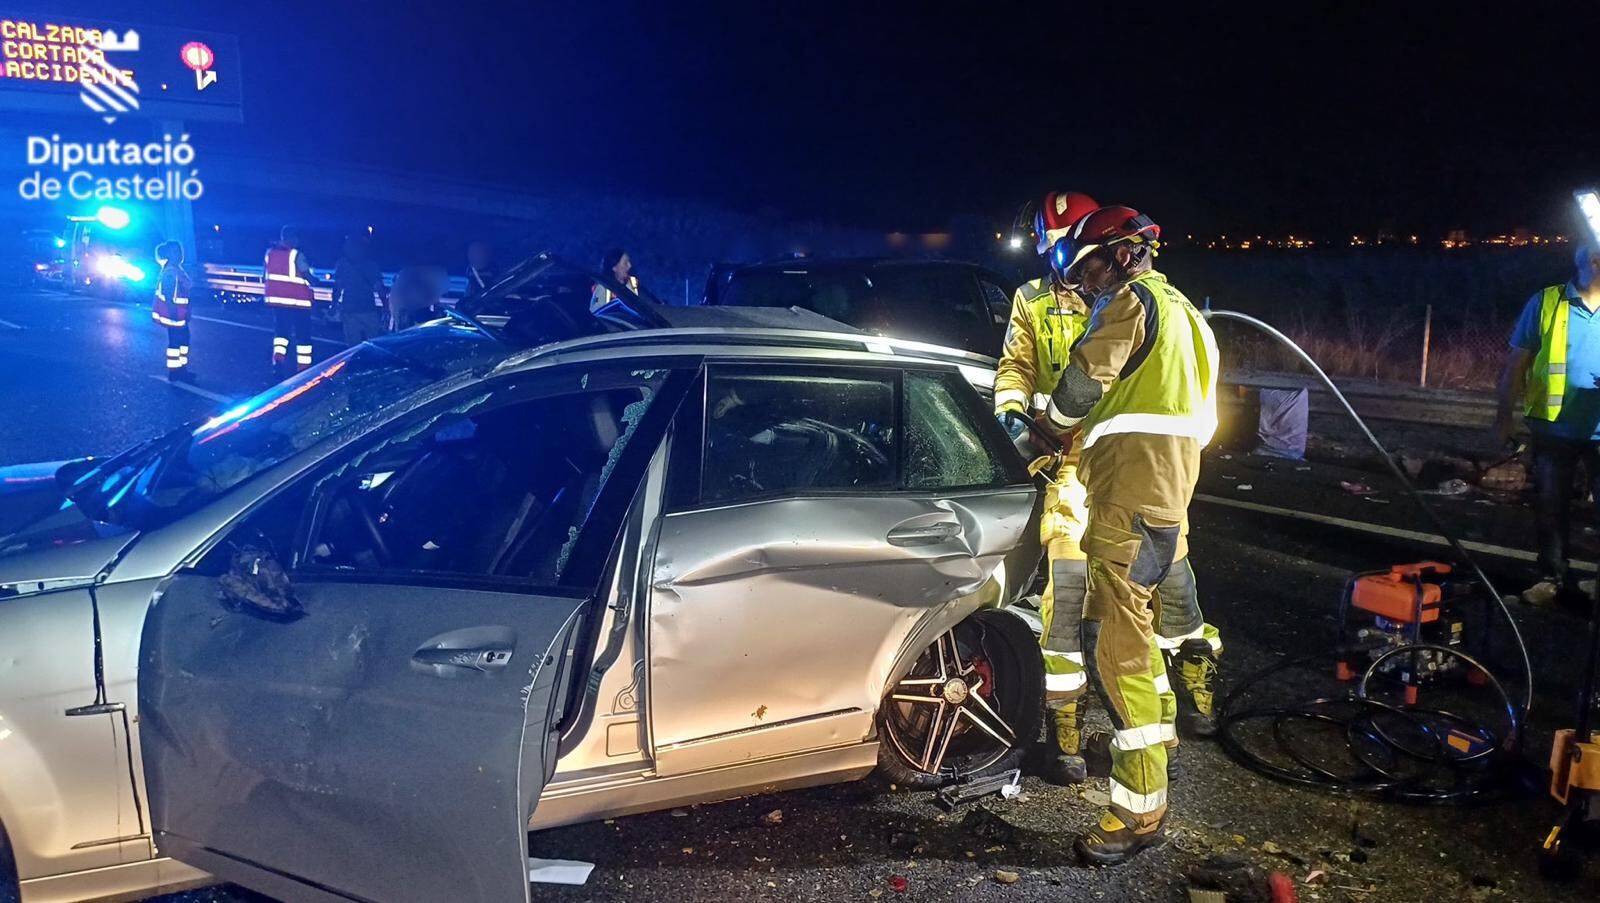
[1050,236,1103,282]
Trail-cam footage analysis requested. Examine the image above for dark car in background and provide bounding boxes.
[0,229,67,289]
[703,258,1016,357]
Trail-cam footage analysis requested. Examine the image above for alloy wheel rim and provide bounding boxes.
[882,624,1020,777]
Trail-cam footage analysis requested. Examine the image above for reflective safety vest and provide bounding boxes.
[1524,285,1570,422]
[590,274,640,313]
[1079,270,1219,450]
[993,278,1090,415]
[152,265,189,327]
[264,245,314,308]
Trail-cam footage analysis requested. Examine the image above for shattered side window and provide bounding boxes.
[904,371,1008,491]
[556,395,651,577]
[702,369,897,503]
[303,369,667,585]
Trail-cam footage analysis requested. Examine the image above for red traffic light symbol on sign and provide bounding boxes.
[181,42,218,91]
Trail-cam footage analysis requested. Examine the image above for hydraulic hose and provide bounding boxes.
[1203,308,1535,802]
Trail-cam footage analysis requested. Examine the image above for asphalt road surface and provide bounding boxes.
[3,287,1598,902]
[0,288,346,465]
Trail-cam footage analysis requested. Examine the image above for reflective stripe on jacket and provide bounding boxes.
[1525,285,1569,422]
[1078,270,1219,449]
[993,278,1089,415]
[264,245,314,308]
[152,264,190,327]
[590,274,640,313]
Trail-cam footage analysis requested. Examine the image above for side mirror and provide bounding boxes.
[217,533,304,622]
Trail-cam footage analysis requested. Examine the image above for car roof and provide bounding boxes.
[491,324,998,378]
[718,256,992,275]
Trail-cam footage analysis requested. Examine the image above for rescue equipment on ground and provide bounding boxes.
[1204,309,1530,807]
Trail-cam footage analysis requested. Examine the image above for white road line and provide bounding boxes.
[0,318,23,330]
[148,375,233,404]
[191,314,344,346]
[1194,491,1597,573]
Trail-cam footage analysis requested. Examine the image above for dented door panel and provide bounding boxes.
[139,578,586,903]
[647,490,1031,775]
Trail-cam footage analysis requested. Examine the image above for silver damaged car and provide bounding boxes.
[0,265,1043,903]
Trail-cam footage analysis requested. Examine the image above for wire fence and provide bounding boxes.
[1213,307,1508,392]
[1162,245,1579,394]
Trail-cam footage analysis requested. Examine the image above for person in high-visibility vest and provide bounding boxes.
[996,192,1224,788]
[152,240,194,383]
[264,225,317,374]
[1040,205,1218,865]
[1494,243,1600,607]
[590,247,642,312]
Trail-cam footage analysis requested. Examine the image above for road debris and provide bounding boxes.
[994,870,1020,885]
[1185,853,1296,903]
[934,768,1022,810]
[888,875,908,893]
[1236,483,1254,491]
[527,858,594,886]
[959,808,1018,844]
[762,809,784,826]
[1079,788,1111,808]
[888,830,921,853]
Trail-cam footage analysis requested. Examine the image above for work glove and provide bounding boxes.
[999,411,1055,464]
[998,410,1031,442]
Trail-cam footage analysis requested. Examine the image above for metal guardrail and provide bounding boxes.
[201,263,470,304]
[1222,368,1498,430]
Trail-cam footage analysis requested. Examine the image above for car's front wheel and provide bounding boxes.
[876,608,1043,789]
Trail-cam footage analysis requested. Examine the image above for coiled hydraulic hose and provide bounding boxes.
[1204,308,1534,803]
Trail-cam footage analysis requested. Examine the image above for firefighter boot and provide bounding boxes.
[1043,701,1088,785]
[1074,810,1166,867]
[1172,638,1219,738]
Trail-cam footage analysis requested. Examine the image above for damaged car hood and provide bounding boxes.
[0,459,137,597]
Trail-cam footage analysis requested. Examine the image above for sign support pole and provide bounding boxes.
[156,117,196,263]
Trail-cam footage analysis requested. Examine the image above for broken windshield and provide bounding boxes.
[66,322,511,531]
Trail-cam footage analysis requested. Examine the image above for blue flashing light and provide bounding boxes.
[95,206,131,230]
[53,237,66,249]
[94,255,146,283]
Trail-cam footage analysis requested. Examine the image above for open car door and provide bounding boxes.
[137,364,693,903]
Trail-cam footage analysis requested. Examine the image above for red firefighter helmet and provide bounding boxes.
[1033,191,1100,255]
[1050,205,1161,281]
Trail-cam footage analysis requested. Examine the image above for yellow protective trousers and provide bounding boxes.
[1078,432,1201,830]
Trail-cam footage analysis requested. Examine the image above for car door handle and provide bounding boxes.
[411,646,515,671]
[886,519,963,546]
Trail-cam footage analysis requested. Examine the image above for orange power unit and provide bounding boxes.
[1334,562,1479,705]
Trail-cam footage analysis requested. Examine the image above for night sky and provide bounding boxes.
[53,1,1600,237]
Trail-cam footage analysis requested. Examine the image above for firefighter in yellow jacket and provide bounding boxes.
[997,194,1223,790]
[1040,204,1218,864]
